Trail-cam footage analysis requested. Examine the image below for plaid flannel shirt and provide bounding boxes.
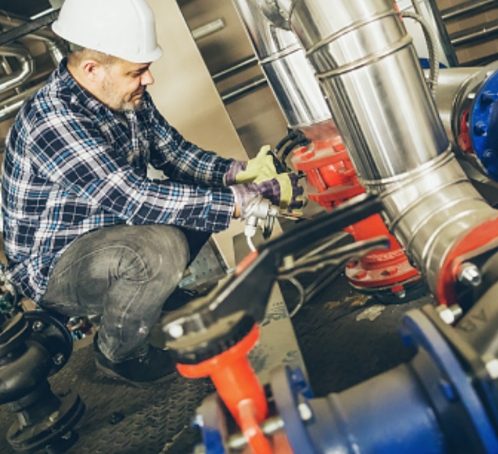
[2,60,237,302]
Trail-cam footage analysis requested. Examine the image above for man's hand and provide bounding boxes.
[230,172,306,217]
[226,145,280,186]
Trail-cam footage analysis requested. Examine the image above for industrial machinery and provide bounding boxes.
[159,0,498,452]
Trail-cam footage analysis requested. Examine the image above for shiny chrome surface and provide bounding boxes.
[397,0,458,67]
[0,44,34,93]
[233,0,334,133]
[258,0,498,293]
[288,0,448,181]
[432,67,483,149]
[376,151,494,292]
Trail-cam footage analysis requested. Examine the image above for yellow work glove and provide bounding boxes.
[236,145,279,184]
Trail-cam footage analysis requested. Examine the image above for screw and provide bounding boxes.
[437,304,463,325]
[53,353,65,366]
[483,354,498,379]
[474,121,488,136]
[49,411,60,423]
[33,321,45,332]
[168,323,184,339]
[481,91,498,105]
[482,149,496,165]
[297,402,313,421]
[457,262,482,287]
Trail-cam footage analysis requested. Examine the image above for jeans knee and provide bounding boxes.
[119,226,189,285]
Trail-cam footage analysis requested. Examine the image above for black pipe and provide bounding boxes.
[212,56,258,83]
[0,10,60,47]
[450,20,498,47]
[442,0,497,22]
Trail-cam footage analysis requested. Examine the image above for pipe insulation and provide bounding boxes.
[232,0,337,141]
[255,0,497,295]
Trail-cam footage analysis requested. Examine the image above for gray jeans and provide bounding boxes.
[42,224,195,362]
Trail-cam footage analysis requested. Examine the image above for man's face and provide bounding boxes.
[100,60,154,112]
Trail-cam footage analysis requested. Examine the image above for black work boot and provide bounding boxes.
[94,334,177,384]
[162,287,200,313]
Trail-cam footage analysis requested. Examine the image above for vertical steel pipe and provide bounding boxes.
[232,0,337,141]
[257,0,497,294]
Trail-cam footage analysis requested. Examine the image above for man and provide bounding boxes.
[1,0,303,383]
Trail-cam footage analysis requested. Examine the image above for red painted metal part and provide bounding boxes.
[436,216,498,306]
[177,325,273,453]
[292,138,420,292]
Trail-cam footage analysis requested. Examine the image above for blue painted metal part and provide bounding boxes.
[197,394,227,454]
[271,366,317,454]
[402,310,498,453]
[470,69,498,181]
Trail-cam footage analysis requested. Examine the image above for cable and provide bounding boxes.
[280,277,306,318]
[402,8,440,98]
[280,135,311,171]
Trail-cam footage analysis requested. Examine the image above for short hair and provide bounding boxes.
[66,43,118,67]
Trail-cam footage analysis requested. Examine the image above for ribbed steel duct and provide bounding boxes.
[232,0,336,141]
[0,44,34,93]
[255,0,497,294]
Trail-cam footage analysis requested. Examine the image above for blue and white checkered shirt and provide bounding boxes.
[2,60,237,302]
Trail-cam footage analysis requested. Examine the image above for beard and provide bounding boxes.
[102,77,144,112]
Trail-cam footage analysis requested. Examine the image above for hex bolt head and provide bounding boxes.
[483,354,498,379]
[53,353,65,366]
[167,323,184,339]
[457,262,482,287]
[49,411,60,423]
[437,304,463,325]
[32,321,45,332]
[474,121,488,136]
[298,402,313,421]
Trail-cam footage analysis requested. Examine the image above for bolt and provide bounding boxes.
[474,121,488,136]
[283,255,295,270]
[483,354,498,379]
[481,91,498,105]
[438,378,458,402]
[32,321,45,332]
[457,262,482,287]
[482,149,496,165]
[437,304,463,325]
[48,411,60,423]
[192,414,204,428]
[396,290,407,299]
[168,323,184,339]
[297,402,313,421]
[61,431,73,441]
[53,353,65,366]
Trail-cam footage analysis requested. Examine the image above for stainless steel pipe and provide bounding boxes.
[0,44,35,93]
[256,0,497,294]
[232,0,337,141]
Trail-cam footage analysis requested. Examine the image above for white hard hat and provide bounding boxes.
[52,0,163,63]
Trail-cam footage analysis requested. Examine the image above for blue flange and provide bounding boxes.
[469,70,498,181]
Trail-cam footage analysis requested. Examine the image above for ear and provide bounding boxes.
[80,59,105,82]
